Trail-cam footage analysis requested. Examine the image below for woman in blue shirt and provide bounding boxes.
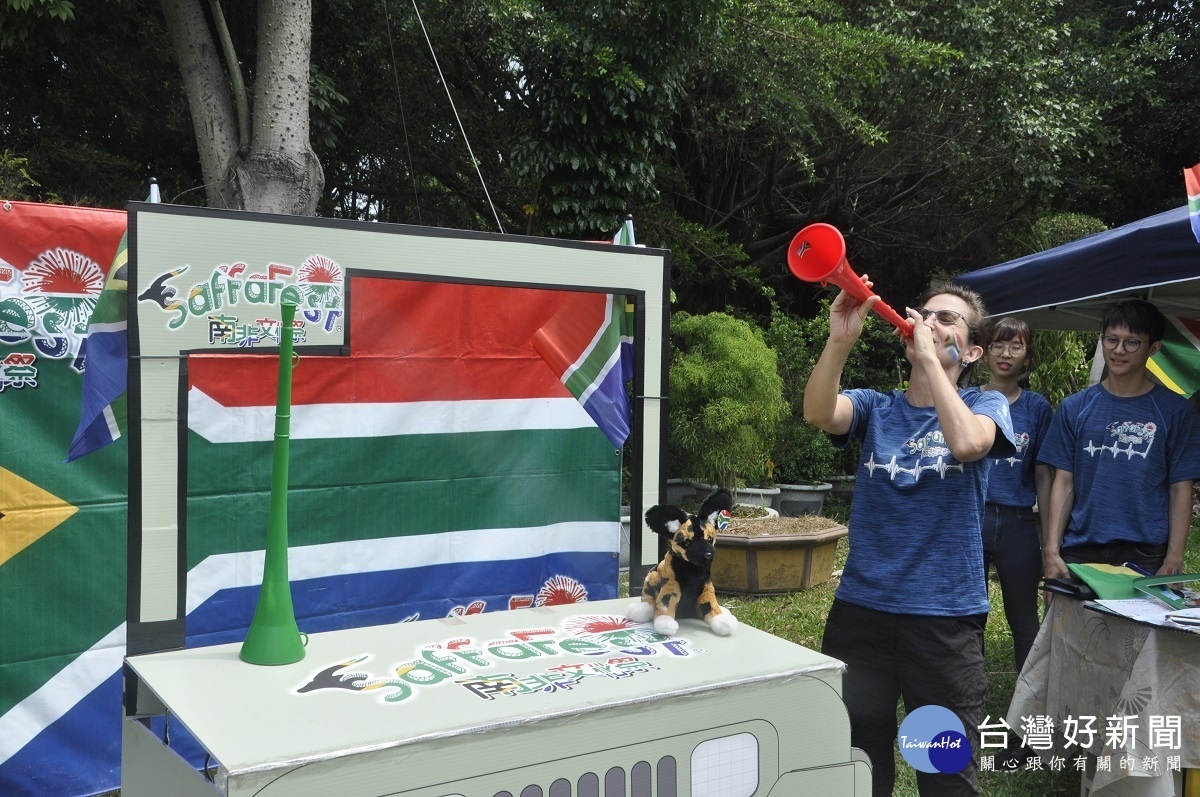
[965,317,1052,675]
[805,280,1015,797]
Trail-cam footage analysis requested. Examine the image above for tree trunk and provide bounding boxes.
[160,0,323,215]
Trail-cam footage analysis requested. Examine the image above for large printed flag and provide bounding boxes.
[65,182,160,461]
[1148,315,1200,398]
[182,277,622,646]
[1186,164,1200,244]
[1,202,128,797]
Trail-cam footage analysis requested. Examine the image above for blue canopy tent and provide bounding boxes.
[957,206,1200,331]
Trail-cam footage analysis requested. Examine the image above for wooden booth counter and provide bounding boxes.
[123,598,870,797]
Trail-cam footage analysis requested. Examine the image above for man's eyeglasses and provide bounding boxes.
[917,308,967,326]
[1100,335,1145,353]
[988,341,1026,356]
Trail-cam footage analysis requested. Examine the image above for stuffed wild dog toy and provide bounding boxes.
[626,488,737,636]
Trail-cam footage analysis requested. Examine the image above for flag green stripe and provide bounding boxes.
[88,287,127,327]
[1149,319,1200,396]
[0,499,126,717]
[0,359,127,718]
[186,426,619,567]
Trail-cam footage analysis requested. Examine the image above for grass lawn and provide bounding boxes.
[691,497,1200,797]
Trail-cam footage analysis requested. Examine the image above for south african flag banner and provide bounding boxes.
[1148,315,1200,398]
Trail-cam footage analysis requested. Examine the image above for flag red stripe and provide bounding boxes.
[189,280,575,405]
[530,293,608,375]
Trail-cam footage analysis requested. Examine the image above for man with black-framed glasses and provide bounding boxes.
[1039,299,1200,577]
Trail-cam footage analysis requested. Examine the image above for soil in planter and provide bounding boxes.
[677,498,772,518]
[723,515,842,536]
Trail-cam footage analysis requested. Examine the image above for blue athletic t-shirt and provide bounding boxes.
[1037,383,1200,547]
[962,387,1053,509]
[831,388,1016,616]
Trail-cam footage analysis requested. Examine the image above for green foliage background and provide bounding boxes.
[667,311,788,486]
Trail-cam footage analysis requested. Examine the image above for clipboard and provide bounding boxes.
[1132,574,1200,610]
[1040,576,1097,600]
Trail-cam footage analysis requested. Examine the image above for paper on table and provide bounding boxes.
[1091,599,1183,628]
[1165,607,1200,627]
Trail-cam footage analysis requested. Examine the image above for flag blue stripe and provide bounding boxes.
[186,552,619,647]
[581,341,634,449]
[0,671,122,797]
[574,306,634,449]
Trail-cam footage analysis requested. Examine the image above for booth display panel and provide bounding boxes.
[123,598,870,796]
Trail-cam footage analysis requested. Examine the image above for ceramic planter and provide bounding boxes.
[665,478,694,505]
[828,475,856,497]
[711,523,848,595]
[772,482,833,517]
[732,485,781,509]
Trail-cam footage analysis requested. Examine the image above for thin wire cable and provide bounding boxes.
[383,0,422,225]
[410,0,505,233]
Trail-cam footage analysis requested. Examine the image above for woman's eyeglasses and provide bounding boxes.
[1100,335,1145,353]
[917,307,967,326]
[988,341,1026,356]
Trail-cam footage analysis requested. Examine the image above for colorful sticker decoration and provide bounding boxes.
[944,330,962,363]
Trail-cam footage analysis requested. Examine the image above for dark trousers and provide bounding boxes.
[822,599,987,797]
[1060,540,1168,573]
[981,503,1042,672]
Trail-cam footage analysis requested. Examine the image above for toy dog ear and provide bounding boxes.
[645,504,689,536]
[699,489,733,527]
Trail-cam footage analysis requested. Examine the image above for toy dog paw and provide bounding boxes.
[706,609,738,636]
[653,614,680,636]
[625,600,654,624]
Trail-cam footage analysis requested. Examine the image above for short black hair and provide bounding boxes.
[1101,299,1165,343]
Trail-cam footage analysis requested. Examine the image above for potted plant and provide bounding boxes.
[711,514,848,595]
[666,311,788,497]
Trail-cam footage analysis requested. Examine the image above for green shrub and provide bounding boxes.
[668,311,788,487]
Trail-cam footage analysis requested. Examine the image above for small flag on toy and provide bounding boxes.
[717,510,732,531]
